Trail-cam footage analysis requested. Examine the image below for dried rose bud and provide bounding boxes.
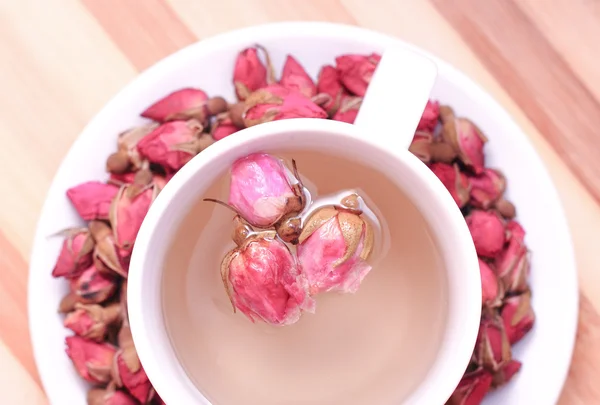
[70,265,118,304]
[65,336,116,384]
[87,388,138,405]
[233,46,272,101]
[136,119,204,172]
[495,221,529,294]
[501,290,535,345]
[417,99,440,132]
[469,169,506,209]
[335,53,380,97]
[52,228,95,279]
[479,259,503,308]
[88,220,128,278]
[279,55,317,98]
[474,313,511,372]
[141,88,209,124]
[110,184,158,252]
[440,106,488,174]
[107,172,137,187]
[66,181,120,221]
[429,140,457,163]
[447,367,493,405]
[64,303,121,342]
[506,220,525,243]
[227,153,305,228]
[332,95,362,124]
[430,162,470,208]
[112,349,154,404]
[211,113,240,141]
[297,206,374,294]
[495,198,516,219]
[243,85,327,127]
[316,65,345,115]
[409,131,433,163]
[221,218,314,326]
[492,359,522,388]
[58,292,79,313]
[466,210,505,258]
[106,151,131,174]
[116,123,158,171]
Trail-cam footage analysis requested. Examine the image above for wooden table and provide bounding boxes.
[1,0,599,403]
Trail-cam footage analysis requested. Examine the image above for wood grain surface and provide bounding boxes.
[1,0,599,404]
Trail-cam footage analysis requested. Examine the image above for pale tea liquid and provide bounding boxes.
[162,150,448,405]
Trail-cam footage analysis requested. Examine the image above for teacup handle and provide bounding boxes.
[354,47,438,150]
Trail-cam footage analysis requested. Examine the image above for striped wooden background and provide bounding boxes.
[1,0,600,403]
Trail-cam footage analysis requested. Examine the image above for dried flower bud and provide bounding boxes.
[297,206,374,294]
[87,388,138,405]
[221,220,314,326]
[65,336,116,384]
[70,265,118,305]
[233,46,272,101]
[495,221,529,294]
[64,303,121,342]
[116,123,158,171]
[141,88,211,125]
[110,185,158,252]
[88,220,127,278]
[112,349,154,404]
[316,65,345,116]
[501,291,535,345]
[227,153,305,228]
[335,53,380,97]
[417,100,440,132]
[447,367,493,405]
[479,259,503,308]
[106,151,131,174]
[492,359,522,388]
[474,313,512,372]
[211,113,240,141]
[243,85,327,127]
[430,162,470,208]
[58,292,79,313]
[429,140,457,163]
[279,55,317,98]
[495,198,516,219]
[466,210,505,258]
[469,169,506,209]
[332,95,362,124]
[136,119,204,172]
[52,228,95,279]
[440,106,488,174]
[107,172,137,187]
[66,181,120,221]
[409,131,433,163]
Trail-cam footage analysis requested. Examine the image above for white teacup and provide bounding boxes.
[128,48,481,404]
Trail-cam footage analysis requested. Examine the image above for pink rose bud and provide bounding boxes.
[110,184,158,252]
[221,218,314,326]
[66,181,120,221]
[211,113,240,141]
[479,259,503,308]
[112,350,154,404]
[447,367,493,405]
[417,99,440,132]
[297,205,374,294]
[136,119,204,172]
[52,228,95,279]
[228,153,305,228]
[495,221,529,294]
[279,55,317,98]
[469,168,506,209]
[64,303,121,342]
[501,291,535,345]
[233,46,271,101]
[65,336,116,384]
[70,264,118,305]
[332,95,362,124]
[492,359,522,388]
[409,131,433,163]
[334,53,380,97]
[87,388,138,405]
[474,314,512,372]
[110,123,159,172]
[430,162,471,208]
[141,88,209,123]
[506,220,525,243]
[243,85,327,127]
[466,210,505,258]
[440,106,488,174]
[88,220,128,278]
[316,65,345,115]
[107,172,137,187]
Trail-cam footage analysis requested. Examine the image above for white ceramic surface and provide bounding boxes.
[28,22,578,405]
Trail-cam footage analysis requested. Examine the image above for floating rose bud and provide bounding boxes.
[335,53,380,97]
[430,162,471,208]
[409,131,433,163]
[479,259,503,308]
[469,169,506,209]
[52,228,94,279]
[332,95,362,124]
[495,222,529,294]
[492,359,522,388]
[66,181,120,221]
[115,123,159,171]
[110,184,158,252]
[474,313,512,372]
[243,85,327,127]
[233,46,273,101]
[227,153,305,228]
[87,388,138,405]
[141,88,223,125]
[220,217,314,326]
[501,291,535,345]
[136,119,204,172]
[279,55,317,98]
[65,336,116,384]
[466,210,505,258]
[440,106,488,174]
[211,112,240,141]
[316,65,345,116]
[70,265,118,305]
[417,100,440,132]
[297,204,374,294]
[447,367,493,405]
[64,303,121,342]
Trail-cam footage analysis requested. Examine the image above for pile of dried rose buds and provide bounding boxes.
[51,44,533,404]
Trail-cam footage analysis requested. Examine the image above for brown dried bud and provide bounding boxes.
[229,102,246,129]
[106,151,131,174]
[429,141,457,163]
[495,198,516,219]
[207,96,228,116]
[89,220,127,278]
[408,131,433,163]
